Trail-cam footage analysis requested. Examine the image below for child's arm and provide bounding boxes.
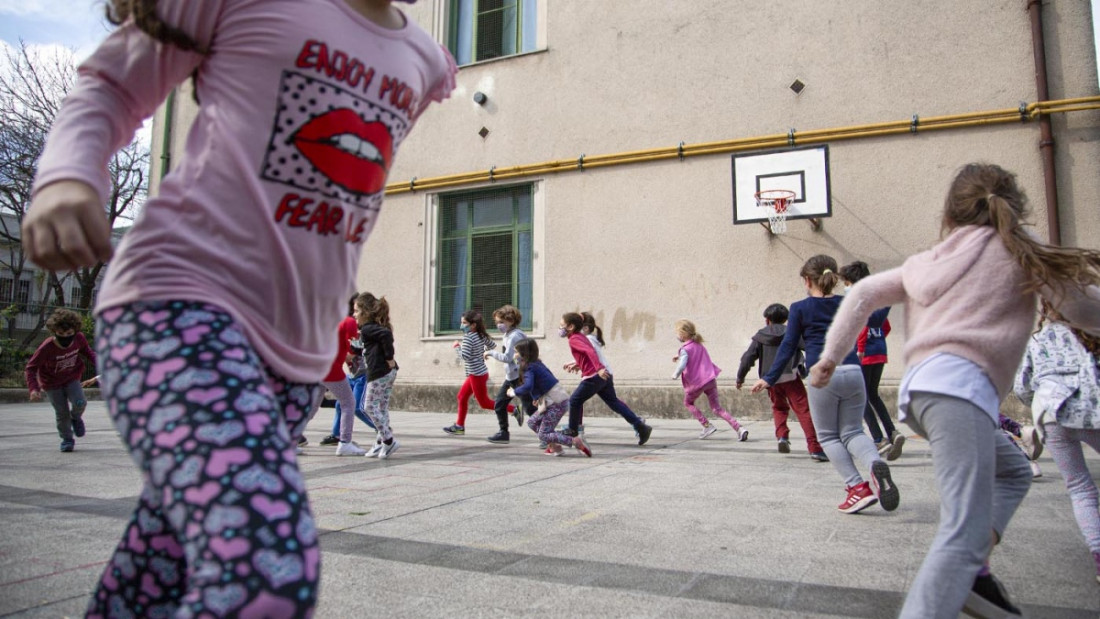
[735,341,760,388]
[26,4,220,270]
[1040,284,1100,336]
[814,269,907,386]
[672,350,688,379]
[24,344,45,399]
[79,333,97,367]
[856,326,869,358]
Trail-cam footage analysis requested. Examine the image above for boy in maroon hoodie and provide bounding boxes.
[25,309,96,452]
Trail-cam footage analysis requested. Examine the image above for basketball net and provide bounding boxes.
[755,190,796,234]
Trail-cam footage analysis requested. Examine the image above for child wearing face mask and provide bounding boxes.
[25,308,96,452]
[561,312,653,448]
[508,338,588,456]
[443,310,505,439]
[485,304,532,440]
[673,320,748,440]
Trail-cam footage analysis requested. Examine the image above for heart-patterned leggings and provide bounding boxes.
[88,300,323,618]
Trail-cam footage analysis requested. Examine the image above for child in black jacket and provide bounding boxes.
[737,303,826,460]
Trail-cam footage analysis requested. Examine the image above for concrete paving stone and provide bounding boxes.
[3,403,1100,616]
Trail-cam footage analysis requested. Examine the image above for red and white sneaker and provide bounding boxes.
[573,435,592,457]
[837,482,878,514]
[543,445,564,457]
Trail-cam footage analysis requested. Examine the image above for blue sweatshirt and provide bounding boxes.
[764,296,860,385]
[513,360,559,401]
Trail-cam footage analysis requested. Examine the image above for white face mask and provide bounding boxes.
[843,285,852,294]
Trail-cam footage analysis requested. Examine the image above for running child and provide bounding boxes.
[1015,298,1100,583]
[839,261,905,460]
[510,338,591,456]
[25,308,96,452]
[812,163,1100,617]
[21,1,455,614]
[672,320,747,441]
[324,293,371,456]
[751,255,899,516]
[356,293,400,459]
[736,303,825,460]
[486,304,533,436]
[443,310,510,440]
[561,312,653,446]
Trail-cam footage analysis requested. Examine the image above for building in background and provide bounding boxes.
[149,1,1100,413]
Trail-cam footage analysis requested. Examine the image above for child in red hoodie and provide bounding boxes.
[25,308,96,451]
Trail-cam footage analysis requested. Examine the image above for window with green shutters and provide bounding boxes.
[436,184,533,334]
[448,0,538,65]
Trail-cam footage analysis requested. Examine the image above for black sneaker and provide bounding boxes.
[60,441,74,452]
[870,460,900,512]
[297,436,308,447]
[71,417,86,438]
[810,452,829,462]
[963,573,1022,618]
[637,424,653,446]
[486,431,510,444]
[319,434,339,446]
[512,408,524,427]
[442,424,465,435]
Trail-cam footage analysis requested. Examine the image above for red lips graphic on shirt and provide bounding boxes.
[292,109,394,196]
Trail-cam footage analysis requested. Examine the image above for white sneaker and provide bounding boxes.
[1029,460,1042,478]
[366,441,384,457]
[699,425,717,439]
[737,428,749,442]
[379,439,400,459]
[336,441,367,456]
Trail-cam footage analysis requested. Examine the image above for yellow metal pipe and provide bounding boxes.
[384,96,1100,196]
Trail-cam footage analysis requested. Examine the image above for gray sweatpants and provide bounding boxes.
[321,379,358,444]
[46,380,86,442]
[805,364,881,488]
[900,392,1032,618]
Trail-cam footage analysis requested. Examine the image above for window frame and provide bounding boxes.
[424,181,543,339]
[446,0,541,66]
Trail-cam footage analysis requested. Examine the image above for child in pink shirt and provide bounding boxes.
[672,320,747,441]
[560,312,652,451]
[813,163,1100,618]
[22,1,455,616]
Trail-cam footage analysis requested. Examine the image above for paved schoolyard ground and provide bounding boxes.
[1,401,1098,618]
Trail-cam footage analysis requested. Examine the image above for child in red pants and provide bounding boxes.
[737,303,826,461]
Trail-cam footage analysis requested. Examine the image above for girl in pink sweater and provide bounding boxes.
[812,163,1100,618]
[22,1,455,616]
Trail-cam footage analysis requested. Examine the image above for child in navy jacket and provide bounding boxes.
[509,338,590,456]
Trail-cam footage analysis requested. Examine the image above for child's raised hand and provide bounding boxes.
[809,359,836,388]
[22,180,113,271]
[749,379,770,394]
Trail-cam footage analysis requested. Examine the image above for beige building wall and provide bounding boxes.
[150,2,1100,405]
[371,0,1100,390]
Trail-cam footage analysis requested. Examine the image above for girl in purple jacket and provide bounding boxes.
[672,320,747,441]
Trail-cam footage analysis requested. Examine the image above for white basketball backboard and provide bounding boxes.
[731,145,831,226]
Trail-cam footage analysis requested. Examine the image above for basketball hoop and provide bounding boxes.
[755,189,796,234]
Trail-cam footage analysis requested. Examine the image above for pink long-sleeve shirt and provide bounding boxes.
[822,225,1100,398]
[32,0,456,382]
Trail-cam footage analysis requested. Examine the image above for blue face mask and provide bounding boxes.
[460,324,470,333]
[558,327,568,338]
